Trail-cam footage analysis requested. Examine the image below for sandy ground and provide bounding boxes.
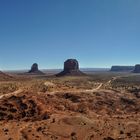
[0,75,140,140]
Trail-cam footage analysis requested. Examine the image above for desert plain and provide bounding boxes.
[0,70,140,140]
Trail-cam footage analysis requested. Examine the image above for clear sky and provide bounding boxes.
[0,0,140,70]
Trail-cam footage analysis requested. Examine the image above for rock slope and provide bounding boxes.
[0,71,13,81]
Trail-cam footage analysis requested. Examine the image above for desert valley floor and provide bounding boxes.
[0,71,140,140]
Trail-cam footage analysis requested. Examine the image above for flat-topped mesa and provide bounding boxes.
[56,59,85,76]
[28,63,44,75]
[110,66,134,72]
[133,64,140,73]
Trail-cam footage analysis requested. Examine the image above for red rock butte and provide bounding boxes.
[56,59,85,76]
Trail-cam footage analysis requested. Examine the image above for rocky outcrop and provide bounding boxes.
[110,66,134,72]
[56,59,85,76]
[0,93,50,121]
[28,63,44,75]
[133,64,140,73]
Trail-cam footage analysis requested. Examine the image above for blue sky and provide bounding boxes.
[0,0,140,70]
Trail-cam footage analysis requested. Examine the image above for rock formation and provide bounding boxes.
[133,64,140,73]
[110,66,134,72]
[56,59,85,76]
[28,63,44,75]
[64,59,79,72]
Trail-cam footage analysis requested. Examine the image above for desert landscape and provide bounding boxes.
[0,0,140,140]
[0,60,140,140]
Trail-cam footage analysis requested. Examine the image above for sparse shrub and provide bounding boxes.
[0,83,18,94]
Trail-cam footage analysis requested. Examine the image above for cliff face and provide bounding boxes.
[133,64,140,73]
[110,66,134,72]
[56,59,85,76]
[64,59,79,72]
[29,63,39,72]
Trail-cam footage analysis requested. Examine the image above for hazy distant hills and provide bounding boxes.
[80,68,110,72]
[4,68,110,76]
[4,67,140,75]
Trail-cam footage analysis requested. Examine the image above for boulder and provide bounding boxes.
[28,63,44,75]
[133,64,140,73]
[56,59,85,76]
